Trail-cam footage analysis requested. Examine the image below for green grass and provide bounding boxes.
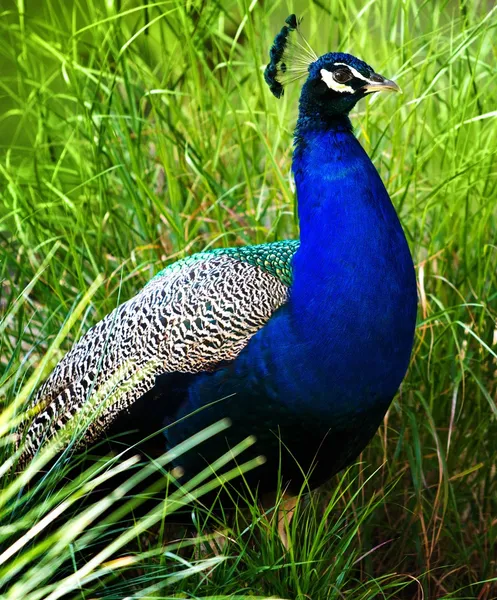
[1,0,497,597]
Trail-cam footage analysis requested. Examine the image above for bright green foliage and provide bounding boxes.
[1,0,497,598]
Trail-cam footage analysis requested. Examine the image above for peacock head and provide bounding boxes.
[265,15,400,122]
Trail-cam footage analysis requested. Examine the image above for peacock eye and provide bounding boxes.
[333,69,352,83]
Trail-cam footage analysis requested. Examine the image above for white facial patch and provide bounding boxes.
[320,68,354,93]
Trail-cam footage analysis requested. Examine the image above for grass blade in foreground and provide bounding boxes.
[0,417,263,600]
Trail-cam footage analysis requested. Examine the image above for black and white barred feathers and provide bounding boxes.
[19,241,299,466]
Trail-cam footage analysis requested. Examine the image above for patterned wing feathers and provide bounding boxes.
[20,252,292,463]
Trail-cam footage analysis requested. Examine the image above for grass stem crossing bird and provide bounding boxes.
[18,15,417,527]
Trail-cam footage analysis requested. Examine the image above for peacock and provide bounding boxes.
[18,15,417,522]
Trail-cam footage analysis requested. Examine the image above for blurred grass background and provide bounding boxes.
[1,0,497,598]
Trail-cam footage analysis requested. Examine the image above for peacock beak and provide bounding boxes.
[363,76,402,94]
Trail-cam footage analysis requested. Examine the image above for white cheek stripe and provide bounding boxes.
[333,62,375,84]
[320,68,354,94]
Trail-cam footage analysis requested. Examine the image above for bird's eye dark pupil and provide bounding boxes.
[333,69,351,83]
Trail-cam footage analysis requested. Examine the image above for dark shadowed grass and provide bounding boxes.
[1,0,497,598]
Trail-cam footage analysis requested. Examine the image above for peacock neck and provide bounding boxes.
[291,120,412,293]
[293,118,395,248]
[286,120,417,404]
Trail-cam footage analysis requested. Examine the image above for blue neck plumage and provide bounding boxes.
[287,114,417,403]
[292,113,410,290]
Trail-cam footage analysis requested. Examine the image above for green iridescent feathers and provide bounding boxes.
[264,14,317,98]
[151,240,299,288]
[211,240,299,287]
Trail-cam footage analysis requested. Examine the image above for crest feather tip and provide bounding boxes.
[285,14,298,29]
